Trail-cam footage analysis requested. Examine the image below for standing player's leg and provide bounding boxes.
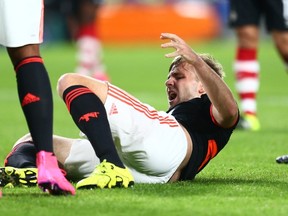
[228,0,261,131]
[1,0,75,195]
[66,0,109,80]
[233,26,261,131]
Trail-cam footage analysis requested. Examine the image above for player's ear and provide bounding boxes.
[198,83,205,94]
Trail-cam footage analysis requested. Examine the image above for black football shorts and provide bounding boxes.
[229,0,288,31]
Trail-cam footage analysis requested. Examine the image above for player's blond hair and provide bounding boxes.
[169,54,225,78]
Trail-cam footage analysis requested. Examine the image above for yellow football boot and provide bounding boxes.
[0,166,37,188]
[76,160,134,189]
[237,114,260,131]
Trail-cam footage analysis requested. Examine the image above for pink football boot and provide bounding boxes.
[36,151,75,195]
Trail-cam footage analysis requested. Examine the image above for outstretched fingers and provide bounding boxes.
[160,33,198,65]
[160,33,184,43]
[160,33,186,58]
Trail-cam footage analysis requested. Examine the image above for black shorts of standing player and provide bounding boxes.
[229,0,288,32]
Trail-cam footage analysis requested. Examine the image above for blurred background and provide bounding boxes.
[43,0,230,43]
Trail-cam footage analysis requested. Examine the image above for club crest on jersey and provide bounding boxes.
[79,112,100,122]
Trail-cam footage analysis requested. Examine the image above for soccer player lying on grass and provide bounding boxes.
[0,33,239,189]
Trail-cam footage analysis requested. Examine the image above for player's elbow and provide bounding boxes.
[223,102,239,128]
[213,101,239,128]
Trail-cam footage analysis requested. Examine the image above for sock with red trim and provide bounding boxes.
[62,85,125,168]
[15,56,53,152]
[234,47,259,116]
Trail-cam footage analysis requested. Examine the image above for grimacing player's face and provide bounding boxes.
[165,62,202,109]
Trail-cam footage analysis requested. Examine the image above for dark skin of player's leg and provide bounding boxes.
[7,44,40,66]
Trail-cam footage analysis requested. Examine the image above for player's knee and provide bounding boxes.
[57,73,77,97]
[5,142,37,168]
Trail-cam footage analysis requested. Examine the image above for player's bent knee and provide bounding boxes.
[5,142,37,168]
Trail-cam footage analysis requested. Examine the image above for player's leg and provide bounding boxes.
[229,0,261,131]
[7,45,55,154]
[266,0,288,71]
[2,0,75,195]
[267,0,288,163]
[0,134,85,188]
[271,31,288,165]
[0,137,38,188]
[272,31,288,70]
[233,26,261,131]
[7,45,75,195]
[57,73,108,102]
[67,0,108,80]
[57,73,134,189]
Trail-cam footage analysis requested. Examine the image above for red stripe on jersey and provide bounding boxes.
[109,85,179,127]
[210,104,239,128]
[198,139,218,171]
[210,105,220,127]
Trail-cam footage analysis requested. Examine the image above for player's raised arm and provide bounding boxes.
[160,33,238,128]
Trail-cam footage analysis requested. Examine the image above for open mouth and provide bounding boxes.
[168,90,177,102]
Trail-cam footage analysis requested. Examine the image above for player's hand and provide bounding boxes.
[160,33,200,65]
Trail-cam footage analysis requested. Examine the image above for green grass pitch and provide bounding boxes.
[0,37,288,215]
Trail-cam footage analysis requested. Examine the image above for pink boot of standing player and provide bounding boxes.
[36,151,75,195]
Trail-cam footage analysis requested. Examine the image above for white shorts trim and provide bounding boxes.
[0,0,44,47]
